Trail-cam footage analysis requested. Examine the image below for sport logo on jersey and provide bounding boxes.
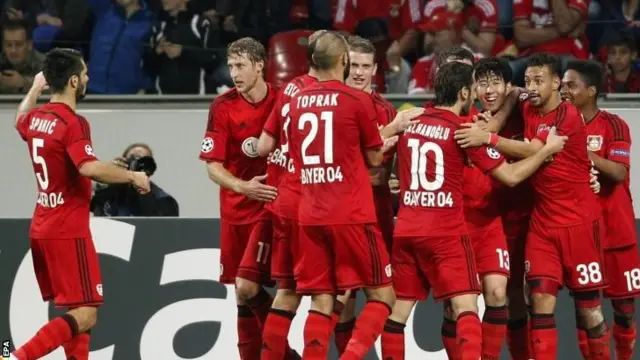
[486,147,500,159]
[85,144,94,156]
[518,91,529,101]
[242,137,259,158]
[610,149,630,157]
[201,137,214,153]
[587,135,603,151]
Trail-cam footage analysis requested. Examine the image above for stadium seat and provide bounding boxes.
[267,30,314,89]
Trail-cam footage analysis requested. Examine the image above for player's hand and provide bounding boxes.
[369,167,388,186]
[389,173,400,194]
[0,70,25,89]
[381,135,399,153]
[590,172,601,194]
[238,174,278,202]
[390,107,424,133]
[131,171,151,194]
[454,122,491,148]
[113,157,128,169]
[31,71,48,91]
[543,127,568,155]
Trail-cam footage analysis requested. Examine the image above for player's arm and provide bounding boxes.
[455,122,544,159]
[487,129,568,187]
[380,107,424,138]
[79,161,147,187]
[15,72,47,129]
[549,0,583,35]
[589,152,628,183]
[258,107,280,157]
[513,19,561,49]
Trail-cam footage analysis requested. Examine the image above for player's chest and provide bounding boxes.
[585,123,608,156]
[227,118,265,159]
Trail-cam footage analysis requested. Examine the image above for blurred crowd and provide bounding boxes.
[0,0,639,95]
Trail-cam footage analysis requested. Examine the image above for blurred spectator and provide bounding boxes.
[421,0,499,57]
[0,19,44,94]
[409,45,479,94]
[4,0,90,53]
[511,0,590,84]
[196,1,236,93]
[87,0,154,94]
[91,143,179,217]
[145,0,216,94]
[386,0,425,93]
[605,30,640,93]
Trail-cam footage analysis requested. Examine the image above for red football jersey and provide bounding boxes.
[199,87,276,224]
[408,55,437,94]
[288,80,383,225]
[371,91,398,208]
[263,74,318,220]
[395,107,505,237]
[422,0,498,33]
[585,110,636,248]
[333,0,392,33]
[513,0,590,59]
[16,103,98,239]
[388,0,425,40]
[521,99,600,227]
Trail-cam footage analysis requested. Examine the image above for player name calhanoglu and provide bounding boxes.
[403,123,451,141]
[29,117,58,135]
[295,93,339,109]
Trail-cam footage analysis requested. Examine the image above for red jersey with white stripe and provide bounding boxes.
[263,74,318,220]
[16,103,98,239]
[584,110,636,248]
[423,0,498,33]
[388,0,426,40]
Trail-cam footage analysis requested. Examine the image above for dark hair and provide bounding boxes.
[606,29,637,52]
[227,37,267,64]
[526,53,561,77]
[347,35,376,56]
[122,143,153,158]
[565,59,604,95]
[2,19,31,40]
[434,62,474,106]
[474,57,512,83]
[43,48,85,93]
[436,46,475,67]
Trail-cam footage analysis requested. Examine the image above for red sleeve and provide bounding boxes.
[16,112,31,141]
[401,0,423,30]
[512,0,532,20]
[263,101,283,141]
[199,101,229,162]
[475,0,498,32]
[65,116,98,169]
[465,145,505,173]
[605,116,632,168]
[357,97,384,150]
[567,0,589,17]
[408,59,432,94]
[423,0,445,17]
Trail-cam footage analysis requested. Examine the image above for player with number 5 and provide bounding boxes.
[381,61,567,360]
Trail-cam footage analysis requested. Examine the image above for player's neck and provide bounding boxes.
[307,69,319,79]
[363,85,373,94]
[315,69,343,83]
[580,102,599,124]
[434,105,460,116]
[242,79,268,103]
[538,93,562,116]
[49,93,77,111]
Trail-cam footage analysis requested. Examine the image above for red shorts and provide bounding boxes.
[525,219,607,293]
[219,219,273,285]
[294,223,392,294]
[603,244,640,299]
[31,238,103,308]
[271,215,299,290]
[505,218,529,290]
[392,235,481,302]
[469,219,510,278]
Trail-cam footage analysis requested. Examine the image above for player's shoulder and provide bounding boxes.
[371,91,393,108]
[599,110,630,138]
[423,107,461,126]
[211,87,240,110]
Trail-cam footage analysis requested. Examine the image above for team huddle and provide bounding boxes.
[7,31,639,360]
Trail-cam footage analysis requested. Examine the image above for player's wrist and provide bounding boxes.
[488,133,499,147]
[232,179,245,194]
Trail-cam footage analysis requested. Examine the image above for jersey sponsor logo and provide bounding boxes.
[610,149,630,157]
[96,284,103,296]
[201,137,214,153]
[537,124,551,134]
[587,135,603,151]
[385,264,392,278]
[241,137,259,158]
[85,144,94,156]
[486,147,500,159]
[518,91,529,101]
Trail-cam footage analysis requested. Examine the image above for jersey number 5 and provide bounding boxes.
[32,138,49,190]
[407,139,445,191]
[299,111,334,165]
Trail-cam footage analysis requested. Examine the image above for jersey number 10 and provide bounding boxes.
[407,139,445,191]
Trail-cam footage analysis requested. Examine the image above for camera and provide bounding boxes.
[127,155,157,176]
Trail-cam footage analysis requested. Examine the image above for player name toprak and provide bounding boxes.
[28,117,58,135]
[295,93,339,109]
[404,123,450,141]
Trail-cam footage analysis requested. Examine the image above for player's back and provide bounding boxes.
[395,107,468,237]
[522,100,600,226]
[265,74,318,219]
[288,80,381,225]
[17,103,94,239]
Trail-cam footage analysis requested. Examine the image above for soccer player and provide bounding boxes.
[472,57,534,359]
[287,31,399,360]
[199,38,278,360]
[11,48,150,360]
[562,60,640,360]
[381,61,567,360]
[256,29,325,360]
[454,53,610,359]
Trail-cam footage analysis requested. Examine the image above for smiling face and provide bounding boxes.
[475,72,508,113]
[346,50,377,91]
[561,69,593,109]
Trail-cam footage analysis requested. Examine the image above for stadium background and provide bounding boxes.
[0,95,639,359]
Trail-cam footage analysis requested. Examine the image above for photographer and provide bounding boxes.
[91,143,179,216]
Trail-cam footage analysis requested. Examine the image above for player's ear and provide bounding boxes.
[459,87,470,102]
[588,85,597,98]
[255,60,264,73]
[553,75,561,91]
[69,74,79,89]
